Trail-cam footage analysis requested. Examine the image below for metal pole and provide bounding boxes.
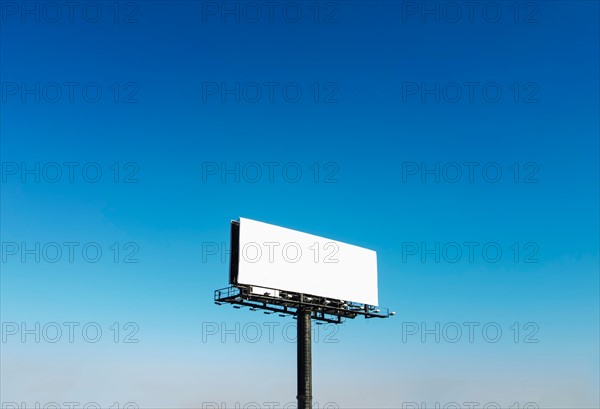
[297,308,312,409]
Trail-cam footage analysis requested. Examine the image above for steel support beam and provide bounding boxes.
[297,308,312,409]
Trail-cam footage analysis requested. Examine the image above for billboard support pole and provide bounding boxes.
[297,307,312,409]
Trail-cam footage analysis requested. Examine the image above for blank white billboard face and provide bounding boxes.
[233,217,378,306]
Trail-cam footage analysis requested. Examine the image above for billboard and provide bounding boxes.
[229,217,378,306]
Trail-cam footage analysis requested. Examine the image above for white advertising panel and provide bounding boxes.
[234,217,378,305]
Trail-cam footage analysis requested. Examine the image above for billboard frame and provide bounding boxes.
[230,217,379,306]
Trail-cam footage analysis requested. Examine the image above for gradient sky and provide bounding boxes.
[1,1,599,408]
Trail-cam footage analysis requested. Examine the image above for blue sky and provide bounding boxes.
[1,1,599,408]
